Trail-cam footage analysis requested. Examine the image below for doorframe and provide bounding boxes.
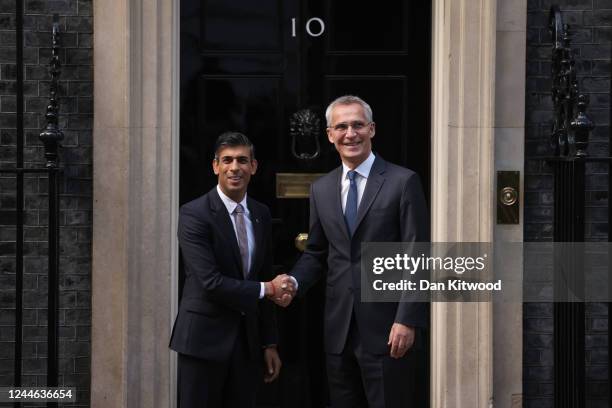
[90,0,526,406]
[91,0,180,406]
[430,0,525,406]
[430,0,496,405]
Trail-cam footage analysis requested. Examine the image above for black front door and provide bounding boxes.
[179,1,431,406]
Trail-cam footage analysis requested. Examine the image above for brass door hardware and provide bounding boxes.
[276,173,325,199]
[497,171,520,224]
[295,233,308,252]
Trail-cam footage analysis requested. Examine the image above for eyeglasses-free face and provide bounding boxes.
[212,146,258,202]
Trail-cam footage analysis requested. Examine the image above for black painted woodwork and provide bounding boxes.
[179,1,432,407]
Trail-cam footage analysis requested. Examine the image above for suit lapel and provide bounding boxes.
[354,157,386,234]
[209,189,243,277]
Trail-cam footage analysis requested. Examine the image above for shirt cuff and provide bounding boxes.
[288,276,299,290]
[262,344,277,349]
[259,282,266,299]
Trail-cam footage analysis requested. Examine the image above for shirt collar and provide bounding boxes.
[342,152,376,180]
[216,185,249,215]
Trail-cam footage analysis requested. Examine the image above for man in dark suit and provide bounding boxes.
[280,96,429,408]
[170,132,292,408]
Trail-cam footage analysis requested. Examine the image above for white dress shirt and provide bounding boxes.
[216,185,266,298]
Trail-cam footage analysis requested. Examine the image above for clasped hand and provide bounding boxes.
[265,274,296,307]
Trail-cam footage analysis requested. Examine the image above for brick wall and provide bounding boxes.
[525,0,610,406]
[0,0,92,406]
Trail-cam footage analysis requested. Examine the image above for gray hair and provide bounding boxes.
[324,95,373,127]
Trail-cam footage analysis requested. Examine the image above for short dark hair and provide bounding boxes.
[214,131,255,160]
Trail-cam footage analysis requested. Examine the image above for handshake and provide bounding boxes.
[264,274,297,307]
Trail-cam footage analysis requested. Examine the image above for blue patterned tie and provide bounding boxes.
[344,170,358,235]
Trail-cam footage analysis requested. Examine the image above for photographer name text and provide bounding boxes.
[372,279,502,291]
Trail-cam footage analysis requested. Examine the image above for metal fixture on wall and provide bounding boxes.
[496,171,520,224]
[39,18,64,168]
[549,5,594,157]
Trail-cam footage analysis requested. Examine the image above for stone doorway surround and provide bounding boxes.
[91,0,526,407]
[431,0,526,407]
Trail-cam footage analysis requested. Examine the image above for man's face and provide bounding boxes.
[212,145,258,202]
[327,103,375,168]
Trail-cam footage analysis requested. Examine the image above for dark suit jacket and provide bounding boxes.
[169,188,277,362]
[291,156,429,355]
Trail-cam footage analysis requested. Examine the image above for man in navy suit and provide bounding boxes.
[280,96,430,408]
[170,132,291,408]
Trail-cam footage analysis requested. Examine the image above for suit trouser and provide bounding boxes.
[177,323,260,408]
[326,319,425,408]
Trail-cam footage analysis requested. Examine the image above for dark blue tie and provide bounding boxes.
[344,170,358,235]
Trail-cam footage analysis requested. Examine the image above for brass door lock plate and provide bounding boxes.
[497,171,520,224]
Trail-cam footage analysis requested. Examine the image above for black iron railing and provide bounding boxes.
[551,158,586,408]
[549,6,594,159]
[546,6,610,408]
[0,13,63,408]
